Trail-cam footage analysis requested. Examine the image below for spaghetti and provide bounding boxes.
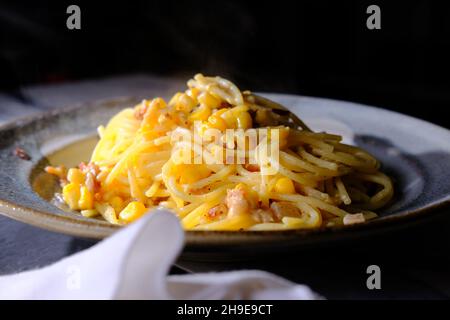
[46,74,394,230]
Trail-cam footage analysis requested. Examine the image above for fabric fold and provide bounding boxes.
[0,209,320,300]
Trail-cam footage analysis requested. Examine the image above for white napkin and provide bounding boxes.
[0,209,320,300]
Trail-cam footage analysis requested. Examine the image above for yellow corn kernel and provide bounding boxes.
[81,209,99,218]
[45,165,66,179]
[110,196,124,213]
[186,87,200,100]
[189,104,211,122]
[197,92,221,109]
[170,93,196,113]
[236,111,252,129]
[179,167,211,184]
[119,201,147,223]
[221,110,237,128]
[175,164,212,184]
[63,182,81,210]
[213,108,229,117]
[274,177,296,194]
[278,126,290,147]
[67,168,85,184]
[179,93,196,112]
[207,114,227,131]
[78,185,94,210]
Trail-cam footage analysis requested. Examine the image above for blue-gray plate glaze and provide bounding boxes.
[0,94,450,257]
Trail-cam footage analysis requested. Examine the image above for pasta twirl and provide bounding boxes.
[46,74,394,230]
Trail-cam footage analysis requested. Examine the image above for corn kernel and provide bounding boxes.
[170,93,196,113]
[186,87,200,100]
[45,165,66,179]
[119,201,147,223]
[174,164,212,184]
[67,168,85,184]
[198,92,221,109]
[221,110,237,128]
[236,111,252,129]
[189,104,211,122]
[63,182,81,210]
[207,114,227,131]
[255,109,277,126]
[78,185,94,210]
[213,108,229,117]
[234,183,259,208]
[278,126,290,147]
[110,196,124,213]
[177,93,196,112]
[274,177,296,194]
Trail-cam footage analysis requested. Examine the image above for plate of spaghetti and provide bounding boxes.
[1,74,450,256]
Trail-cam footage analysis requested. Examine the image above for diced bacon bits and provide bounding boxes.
[85,172,100,193]
[244,164,260,172]
[207,203,228,219]
[14,147,31,161]
[219,101,231,109]
[225,188,249,218]
[94,192,103,201]
[343,213,366,225]
[251,208,275,223]
[79,162,99,177]
[270,201,301,221]
[78,162,88,172]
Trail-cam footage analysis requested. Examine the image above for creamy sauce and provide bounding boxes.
[44,135,98,168]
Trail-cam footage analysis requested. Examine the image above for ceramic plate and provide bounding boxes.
[1,94,450,258]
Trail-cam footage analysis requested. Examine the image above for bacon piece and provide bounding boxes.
[343,213,365,225]
[270,201,301,221]
[14,147,31,161]
[85,172,100,193]
[252,208,275,223]
[244,164,260,172]
[207,203,228,220]
[79,162,99,177]
[219,101,231,109]
[225,188,249,217]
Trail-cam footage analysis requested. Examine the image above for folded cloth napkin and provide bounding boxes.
[0,209,320,300]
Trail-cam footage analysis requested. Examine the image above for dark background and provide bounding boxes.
[1,0,450,127]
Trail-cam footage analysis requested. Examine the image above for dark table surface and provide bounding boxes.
[1,75,450,299]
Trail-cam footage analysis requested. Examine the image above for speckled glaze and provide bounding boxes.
[1,94,450,258]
